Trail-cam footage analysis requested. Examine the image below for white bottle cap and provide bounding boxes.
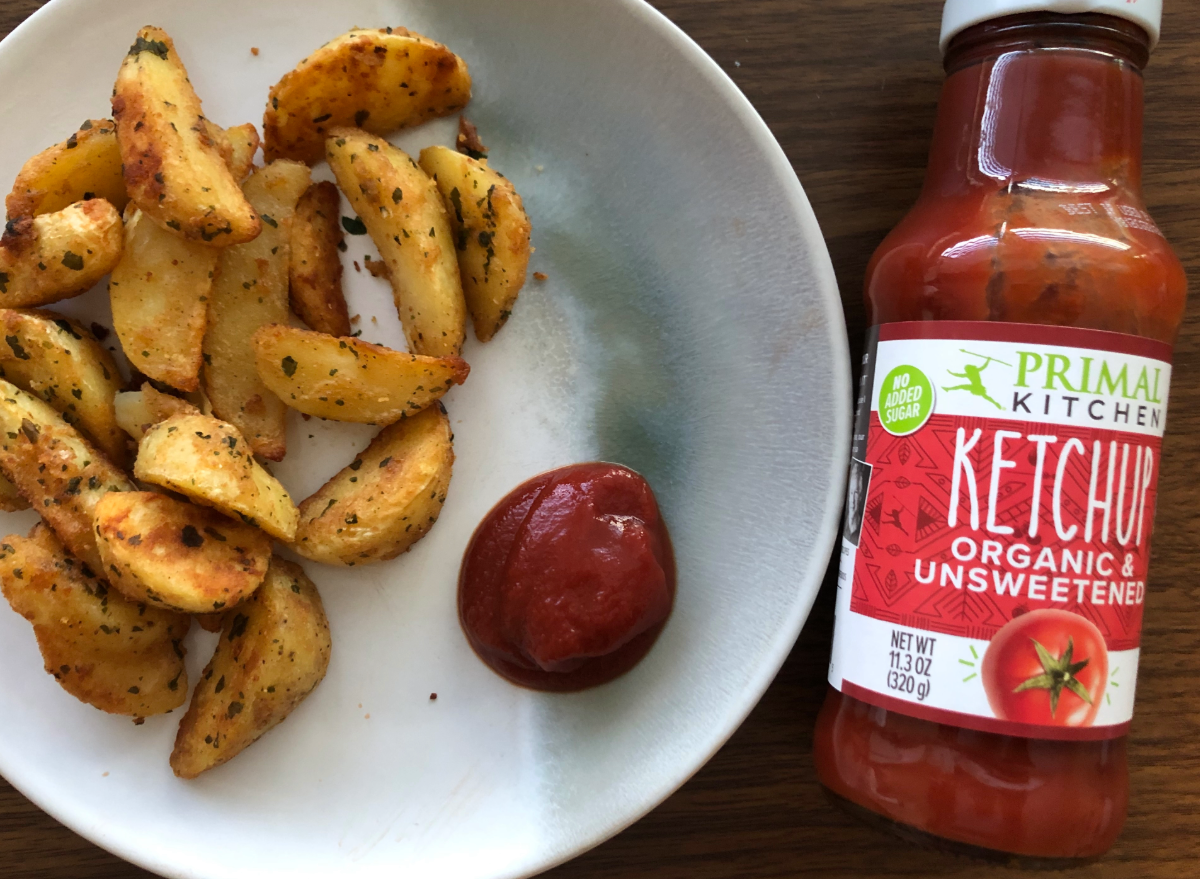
[940,0,1163,53]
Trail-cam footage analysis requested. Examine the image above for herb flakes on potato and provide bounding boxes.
[108,208,217,393]
[419,146,532,342]
[0,379,135,573]
[134,413,299,542]
[95,490,270,615]
[202,160,311,460]
[170,557,330,778]
[113,26,261,245]
[0,523,189,718]
[326,129,466,357]
[263,27,471,165]
[0,200,124,309]
[6,119,128,219]
[252,323,468,424]
[0,307,126,465]
[293,404,453,566]
[113,385,200,442]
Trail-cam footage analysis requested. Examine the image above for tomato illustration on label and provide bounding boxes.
[981,609,1108,727]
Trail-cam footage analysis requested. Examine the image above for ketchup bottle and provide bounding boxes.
[814,0,1185,864]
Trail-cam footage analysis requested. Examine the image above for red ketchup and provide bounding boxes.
[458,463,674,691]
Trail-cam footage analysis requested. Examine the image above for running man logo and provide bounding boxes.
[942,349,1012,410]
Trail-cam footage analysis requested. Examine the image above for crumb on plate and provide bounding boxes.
[456,116,488,159]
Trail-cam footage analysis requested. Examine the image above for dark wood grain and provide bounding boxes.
[2,1,1198,876]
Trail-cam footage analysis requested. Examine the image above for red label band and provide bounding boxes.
[851,412,1156,651]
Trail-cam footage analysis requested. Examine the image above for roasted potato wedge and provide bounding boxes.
[419,146,532,342]
[0,523,189,717]
[0,308,126,463]
[112,27,260,245]
[134,414,299,541]
[203,160,311,460]
[0,199,123,308]
[226,123,260,181]
[288,181,348,336]
[6,119,128,218]
[263,27,471,165]
[326,130,465,357]
[170,557,330,778]
[113,386,200,441]
[95,491,270,614]
[294,404,452,565]
[252,324,467,423]
[0,379,134,572]
[108,207,216,392]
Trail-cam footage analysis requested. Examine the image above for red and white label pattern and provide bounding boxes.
[828,322,1172,741]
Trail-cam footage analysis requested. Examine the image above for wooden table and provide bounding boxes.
[2,1,1198,876]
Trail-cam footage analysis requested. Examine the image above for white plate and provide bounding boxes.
[0,1,850,876]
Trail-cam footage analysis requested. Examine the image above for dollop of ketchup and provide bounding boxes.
[458,463,674,691]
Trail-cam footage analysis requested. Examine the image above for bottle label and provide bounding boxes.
[828,321,1172,741]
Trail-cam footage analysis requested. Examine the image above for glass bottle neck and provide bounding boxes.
[925,14,1149,199]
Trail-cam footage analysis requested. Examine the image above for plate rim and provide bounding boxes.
[0,0,852,876]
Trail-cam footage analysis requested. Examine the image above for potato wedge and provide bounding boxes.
[108,207,216,392]
[134,414,299,541]
[288,181,348,336]
[226,123,260,181]
[95,491,270,614]
[0,523,189,717]
[170,557,330,778]
[326,130,465,357]
[0,379,134,572]
[115,387,223,634]
[0,308,126,464]
[419,146,532,341]
[203,160,311,460]
[112,27,260,245]
[294,404,452,566]
[0,199,123,308]
[6,119,128,219]
[263,27,471,165]
[252,324,467,423]
[114,386,200,441]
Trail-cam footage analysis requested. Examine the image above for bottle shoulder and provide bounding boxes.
[865,187,1187,344]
